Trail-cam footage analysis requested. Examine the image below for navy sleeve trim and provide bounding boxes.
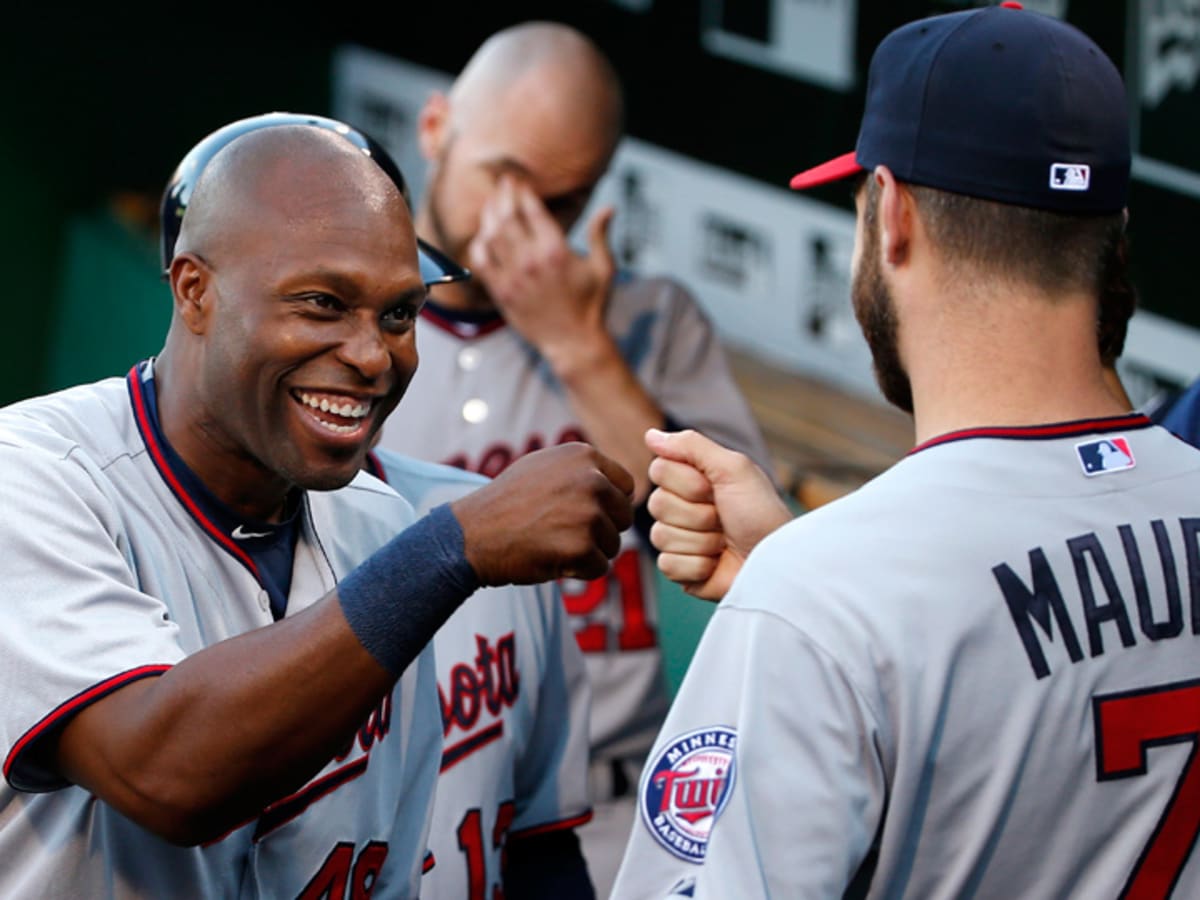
[4,664,172,792]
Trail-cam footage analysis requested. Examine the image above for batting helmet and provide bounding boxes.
[158,111,470,287]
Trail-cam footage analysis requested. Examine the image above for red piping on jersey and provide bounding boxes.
[423,851,436,873]
[250,754,371,842]
[909,413,1154,455]
[126,366,261,581]
[508,809,595,840]
[3,665,171,784]
[440,721,504,772]
[419,305,507,340]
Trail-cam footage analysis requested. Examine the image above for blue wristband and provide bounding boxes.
[338,503,480,675]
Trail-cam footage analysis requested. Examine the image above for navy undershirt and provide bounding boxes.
[140,365,301,620]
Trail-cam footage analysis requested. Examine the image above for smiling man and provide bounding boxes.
[0,114,633,898]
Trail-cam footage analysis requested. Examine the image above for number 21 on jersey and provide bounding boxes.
[562,548,655,653]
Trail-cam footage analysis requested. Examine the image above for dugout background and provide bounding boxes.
[0,0,1189,691]
[3,0,1193,408]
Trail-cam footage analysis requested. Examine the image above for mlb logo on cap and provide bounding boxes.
[1076,437,1136,477]
[787,3,1130,214]
[1050,164,1090,192]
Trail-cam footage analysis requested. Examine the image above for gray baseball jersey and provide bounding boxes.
[0,362,441,899]
[378,273,772,770]
[367,449,593,898]
[614,416,1200,899]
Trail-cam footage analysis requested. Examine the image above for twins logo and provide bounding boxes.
[639,726,737,863]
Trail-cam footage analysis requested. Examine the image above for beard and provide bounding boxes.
[852,216,913,414]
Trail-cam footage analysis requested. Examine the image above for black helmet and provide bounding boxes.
[158,111,469,287]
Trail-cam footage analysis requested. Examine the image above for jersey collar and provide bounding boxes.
[420,298,507,340]
[909,413,1154,456]
[126,360,302,584]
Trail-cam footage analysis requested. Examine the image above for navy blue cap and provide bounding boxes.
[790,3,1130,214]
[159,112,471,286]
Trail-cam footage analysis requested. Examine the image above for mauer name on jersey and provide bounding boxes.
[995,517,1200,679]
[439,632,520,771]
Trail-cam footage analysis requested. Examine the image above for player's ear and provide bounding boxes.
[418,91,451,162]
[874,165,913,268]
[169,252,214,335]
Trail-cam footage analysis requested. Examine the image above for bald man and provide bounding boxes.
[373,25,771,892]
[0,117,633,898]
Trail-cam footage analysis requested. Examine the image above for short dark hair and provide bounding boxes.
[894,182,1134,365]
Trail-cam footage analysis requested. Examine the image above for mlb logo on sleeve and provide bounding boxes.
[1076,436,1135,477]
[1050,163,1091,191]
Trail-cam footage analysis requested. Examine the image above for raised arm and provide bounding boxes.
[48,444,633,845]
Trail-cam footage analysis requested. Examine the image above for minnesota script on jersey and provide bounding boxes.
[615,416,1200,899]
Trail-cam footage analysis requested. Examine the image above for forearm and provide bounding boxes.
[548,332,663,503]
[55,507,477,845]
[57,599,393,844]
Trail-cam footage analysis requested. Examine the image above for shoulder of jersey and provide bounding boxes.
[0,376,133,465]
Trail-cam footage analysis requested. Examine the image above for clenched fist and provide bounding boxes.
[450,443,635,585]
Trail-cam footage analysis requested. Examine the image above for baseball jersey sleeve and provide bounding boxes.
[0,439,185,791]
[611,561,889,898]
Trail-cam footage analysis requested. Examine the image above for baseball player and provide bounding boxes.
[0,114,634,898]
[372,24,772,893]
[614,6,1200,898]
[367,449,595,897]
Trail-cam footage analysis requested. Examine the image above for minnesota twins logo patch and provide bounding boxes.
[639,726,737,863]
[1076,436,1136,477]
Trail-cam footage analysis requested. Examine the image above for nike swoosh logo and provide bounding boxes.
[232,525,273,540]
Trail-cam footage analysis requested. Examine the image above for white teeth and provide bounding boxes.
[297,392,372,420]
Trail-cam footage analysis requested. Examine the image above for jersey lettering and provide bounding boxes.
[996,518,1200,678]
[456,801,517,900]
[562,548,656,653]
[440,634,520,771]
[256,696,393,841]
[334,694,393,762]
[444,428,587,481]
[652,766,730,824]
[297,840,389,900]
[1094,679,1200,898]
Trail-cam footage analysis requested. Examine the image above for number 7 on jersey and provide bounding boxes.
[1093,679,1200,899]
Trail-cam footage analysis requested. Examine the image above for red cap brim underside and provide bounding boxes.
[789,151,863,190]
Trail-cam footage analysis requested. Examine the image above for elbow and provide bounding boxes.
[102,775,259,847]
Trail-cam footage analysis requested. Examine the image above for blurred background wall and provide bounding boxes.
[4,0,1196,689]
[6,0,1197,408]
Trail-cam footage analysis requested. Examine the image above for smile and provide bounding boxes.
[294,390,374,434]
